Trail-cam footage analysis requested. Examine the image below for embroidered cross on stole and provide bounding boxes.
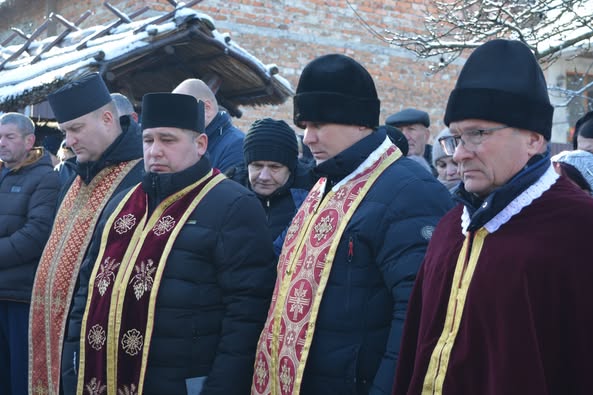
[252,142,401,395]
[29,159,141,395]
[77,170,224,395]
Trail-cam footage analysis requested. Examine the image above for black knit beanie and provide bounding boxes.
[444,39,553,140]
[293,54,380,129]
[244,118,298,171]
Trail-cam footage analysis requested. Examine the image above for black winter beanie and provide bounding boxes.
[444,39,553,140]
[293,54,380,129]
[243,118,298,172]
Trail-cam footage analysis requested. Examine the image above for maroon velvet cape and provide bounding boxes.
[393,177,593,395]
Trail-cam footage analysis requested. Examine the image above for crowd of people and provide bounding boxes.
[1,38,592,395]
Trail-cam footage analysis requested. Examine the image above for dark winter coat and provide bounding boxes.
[205,111,245,173]
[298,128,454,394]
[61,158,276,395]
[227,161,317,241]
[0,149,60,302]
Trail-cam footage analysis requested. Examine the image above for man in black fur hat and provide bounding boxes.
[251,54,453,395]
[394,39,593,395]
[29,73,144,394]
[63,93,276,395]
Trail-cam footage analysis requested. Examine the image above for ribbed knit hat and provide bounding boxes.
[432,128,453,166]
[243,118,298,171]
[141,93,205,133]
[293,54,380,129]
[48,73,112,123]
[444,39,553,140]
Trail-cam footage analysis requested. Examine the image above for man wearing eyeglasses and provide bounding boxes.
[393,39,593,395]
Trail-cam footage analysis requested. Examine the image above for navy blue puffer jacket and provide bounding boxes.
[298,128,454,394]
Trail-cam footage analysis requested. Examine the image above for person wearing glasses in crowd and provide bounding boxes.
[393,40,593,395]
[432,127,461,192]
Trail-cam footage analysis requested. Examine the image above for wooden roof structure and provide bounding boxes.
[0,1,293,118]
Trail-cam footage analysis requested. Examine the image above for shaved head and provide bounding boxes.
[172,79,218,126]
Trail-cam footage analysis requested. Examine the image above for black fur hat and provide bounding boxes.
[48,73,112,123]
[444,40,553,140]
[293,54,380,129]
[141,93,205,133]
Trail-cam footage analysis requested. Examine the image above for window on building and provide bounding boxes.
[567,73,593,141]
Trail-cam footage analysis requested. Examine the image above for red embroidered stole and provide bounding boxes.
[29,159,141,395]
[77,170,225,395]
[252,141,401,395]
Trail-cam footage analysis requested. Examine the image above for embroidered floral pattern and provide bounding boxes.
[117,384,138,395]
[279,359,293,394]
[88,324,106,351]
[313,214,333,242]
[254,354,268,388]
[130,259,156,300]
[153,215,175,236]
[85,377,107,395]
[114,213,136,234]
[121,329,143,356]
[288,282,310,321]
[95,257,121,296]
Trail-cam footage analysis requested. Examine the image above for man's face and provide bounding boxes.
[401,124,430,156]
[143,127,207,173]
[450,119,543,197]
[577,134,593,154]
[0,124,34,168]
[302,122,371,165]
[60,110,115,163]
[248,160,291,196]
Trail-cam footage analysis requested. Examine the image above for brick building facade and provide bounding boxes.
[0,0,461,136]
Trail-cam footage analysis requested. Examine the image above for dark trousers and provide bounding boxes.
[0,301,29,395]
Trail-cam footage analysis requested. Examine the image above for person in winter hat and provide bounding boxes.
[552,149,593,194]
[394,39,593,395]
[433,127,461,191]
[386,108,436,175]
[62,93,276,395]
[30,73,144,395]
[573,110,593,152]
[227,118,316,247]
[251,54,453,395]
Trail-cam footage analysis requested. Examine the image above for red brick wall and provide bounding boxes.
[0,0,459,136]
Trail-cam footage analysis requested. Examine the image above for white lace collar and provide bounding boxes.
[461,164,559,235]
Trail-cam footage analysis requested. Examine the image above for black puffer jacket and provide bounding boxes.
[62,158,276,395]
[0,149,60,302]
[296,128,454,394]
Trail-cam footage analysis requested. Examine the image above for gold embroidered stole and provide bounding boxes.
[77,171,225,395]
[252,143,400,395]
[29,159,140,395]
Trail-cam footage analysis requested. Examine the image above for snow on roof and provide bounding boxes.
[0,5,293,116]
